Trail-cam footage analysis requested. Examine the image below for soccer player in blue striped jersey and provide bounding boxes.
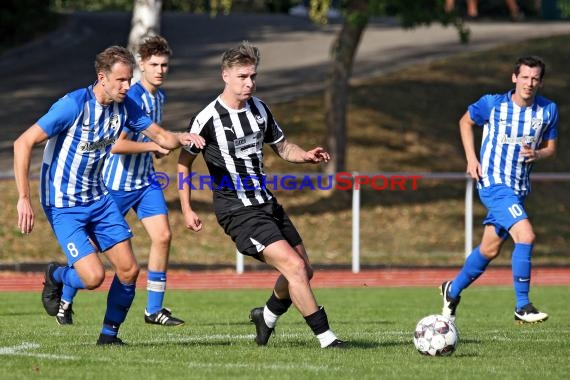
[102,36,184,326]
[13,46,204,344]
[58,37,184,327]
[441,56,558,324]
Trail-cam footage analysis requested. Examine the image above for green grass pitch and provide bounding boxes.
[1,286,568,379]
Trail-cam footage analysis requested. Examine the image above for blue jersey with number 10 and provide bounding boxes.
[469,90,558,196]
[37,85,152,208]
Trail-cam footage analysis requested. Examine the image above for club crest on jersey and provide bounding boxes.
[107,114,120,131]
[254,114,265,125]
[531,118,543,130]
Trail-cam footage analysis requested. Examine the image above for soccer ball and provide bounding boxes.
[413,314,458,356]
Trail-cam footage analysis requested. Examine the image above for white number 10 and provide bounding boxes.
[508,204,523,218]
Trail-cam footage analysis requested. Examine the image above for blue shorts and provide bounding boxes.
[109,185,168,220]
[478,185,528,239]
[42,194,132,265]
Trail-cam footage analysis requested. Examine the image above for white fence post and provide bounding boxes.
[352,172,361,273]
[236,249,244,274]
[465,177,473,257]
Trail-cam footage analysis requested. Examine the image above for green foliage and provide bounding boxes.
[0,287,569,379]
[0,0,61,51]
[51,0,134,11]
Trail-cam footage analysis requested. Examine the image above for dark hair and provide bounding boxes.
[514,56,546,80]
[95,46,135,75]
[139,35,172,61]
[221,41,260,70]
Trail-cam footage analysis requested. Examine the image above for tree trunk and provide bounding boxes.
[127,0,163,79]
[324,0,369,175]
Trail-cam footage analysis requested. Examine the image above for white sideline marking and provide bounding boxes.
[186,361,332,372]
[0,342,77,360]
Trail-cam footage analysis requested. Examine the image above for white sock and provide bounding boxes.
[317,329,338,348]
[263,305,279,328]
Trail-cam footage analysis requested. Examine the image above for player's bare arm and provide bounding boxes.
[177,149,203,232]
[111,131,170,157]
[458,111,482,181]
[13,124,49,234]
[272,139,330,164]
[521,138,557,163]
[143,123,205,150]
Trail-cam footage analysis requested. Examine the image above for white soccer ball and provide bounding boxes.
[413,314,458,356]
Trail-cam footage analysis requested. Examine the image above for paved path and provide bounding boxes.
[1,12,570,176]
[1,267,569,291]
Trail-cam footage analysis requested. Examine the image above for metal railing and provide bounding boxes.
[235,171,570,273]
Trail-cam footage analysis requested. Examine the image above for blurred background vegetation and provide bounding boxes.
[3,0,569,52]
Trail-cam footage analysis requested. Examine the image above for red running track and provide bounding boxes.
[0,267,569,292]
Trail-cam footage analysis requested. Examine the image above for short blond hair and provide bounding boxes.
[221,41,260,70]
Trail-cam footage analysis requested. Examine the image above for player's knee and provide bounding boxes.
[519,231,536,245]
[82,271,105,289]
[286,258,309,283]
[120,265,140,284]
[479,246,500,260]
[160,229,172,246]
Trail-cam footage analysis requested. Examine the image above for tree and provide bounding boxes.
[127,0,163,79]
[318,0,463,174]
[124,0,464,173]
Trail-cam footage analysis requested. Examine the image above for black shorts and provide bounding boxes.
[216,199,302,261]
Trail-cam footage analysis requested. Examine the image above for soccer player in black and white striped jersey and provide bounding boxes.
[178,41,345,348]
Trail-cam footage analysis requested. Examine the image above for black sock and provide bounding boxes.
[304,306,330,335]
[266,291,292,316]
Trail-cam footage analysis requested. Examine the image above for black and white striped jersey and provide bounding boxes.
[185,96,285,214]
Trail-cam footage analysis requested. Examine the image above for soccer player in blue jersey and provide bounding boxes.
[13,46,204,344]
[55,36,184,327]
[441,56,558,324]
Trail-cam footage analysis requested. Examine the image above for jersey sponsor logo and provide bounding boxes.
[223,125,235,133]
[78,137,117,152]
[497,134,536,145]
[234,132,262,158]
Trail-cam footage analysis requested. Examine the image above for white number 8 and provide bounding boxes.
[67,242,79,257]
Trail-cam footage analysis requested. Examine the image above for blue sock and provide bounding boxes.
[53,266,86,289]
[450,246,491,299]
[61,285,78,304]
[512,243,533,309]
[53,266,85,304]
[102,275,136,336]
[146,271,166,314]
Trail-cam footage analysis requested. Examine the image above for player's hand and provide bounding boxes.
[17,198,34,234]
[179,133,205,150]
[304,147,330,163]
[521,144,540,162]
[466,159,482,181]
[183,210,203,232]
[154,144,171,159]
